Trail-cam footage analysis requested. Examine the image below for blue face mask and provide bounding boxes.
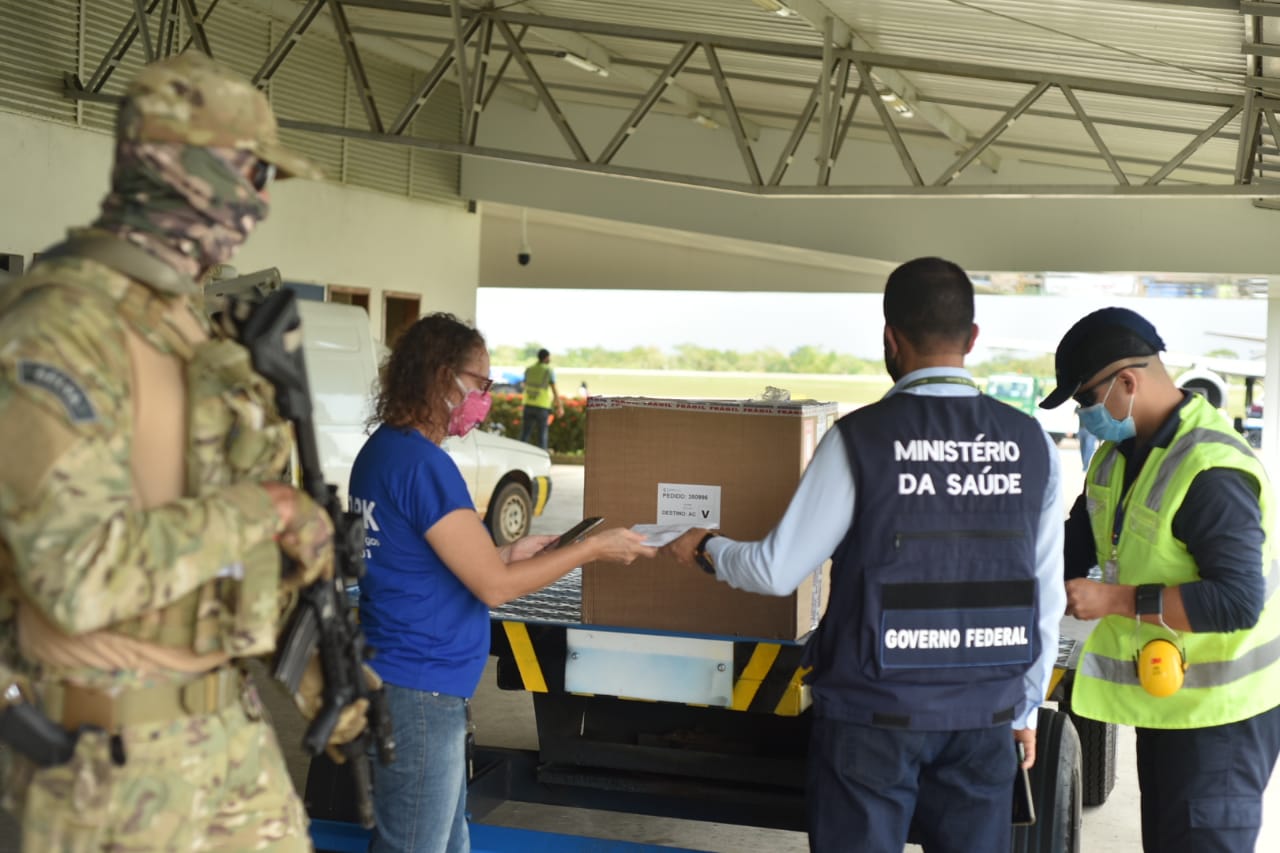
[1077,376,1136,442]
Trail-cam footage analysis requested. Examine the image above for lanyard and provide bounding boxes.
[900,375,979,391]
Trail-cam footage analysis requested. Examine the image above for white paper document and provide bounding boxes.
[630,523,716,548]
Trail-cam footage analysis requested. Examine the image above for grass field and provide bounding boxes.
[548,366,1256,418]
[552,367,892,407]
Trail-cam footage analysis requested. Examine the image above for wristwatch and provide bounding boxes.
[1135,584,1164,618]
[693,532,720,575]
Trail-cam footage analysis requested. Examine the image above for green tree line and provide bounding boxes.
[490,343,1055,378]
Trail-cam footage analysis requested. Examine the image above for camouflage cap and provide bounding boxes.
[119,52,321,180]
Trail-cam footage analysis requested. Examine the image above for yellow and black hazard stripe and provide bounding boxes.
[490,621,811,716]
[730,641,810,716]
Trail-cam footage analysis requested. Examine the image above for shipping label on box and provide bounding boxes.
[656,482,721,527]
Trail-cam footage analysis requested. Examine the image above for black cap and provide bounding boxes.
[1039,307,1165,409]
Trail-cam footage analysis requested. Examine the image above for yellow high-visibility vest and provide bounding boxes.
[523,362,554,409]
[1073,394,1280,728]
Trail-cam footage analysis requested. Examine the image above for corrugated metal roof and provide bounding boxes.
[3,0,1263,192]
[335,0,1261,185]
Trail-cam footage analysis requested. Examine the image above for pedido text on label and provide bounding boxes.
[894,436,1024,497]
[657,483,722,527]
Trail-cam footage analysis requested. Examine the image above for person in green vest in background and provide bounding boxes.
[1039,307,1280,853]
[520,347,563,450]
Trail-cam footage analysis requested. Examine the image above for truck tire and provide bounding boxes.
[486,480,532,545]
[1011,707,1082,853]
[1057,676,1118,806]
[1066,711,1116,807]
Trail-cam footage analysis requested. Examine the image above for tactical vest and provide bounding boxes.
[0,237,291,657]
[524,362,554,409]
[1073,393,1280,727]
[805,385,1051,730]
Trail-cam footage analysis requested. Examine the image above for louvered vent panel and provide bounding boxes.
[0,0,80,123]
[270,18,345,183]
[410,77,462,206]
[343,49,411,196]
[201,2,271,81]
[81,0,152,133]
[1,0,463,205]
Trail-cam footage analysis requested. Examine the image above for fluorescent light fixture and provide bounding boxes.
[555,50,609,77]
[750,0,797,16]
[691,112,721,130]
[880,91,899,102]
[891,102,914,119]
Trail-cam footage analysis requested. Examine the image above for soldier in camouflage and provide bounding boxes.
[0,52,342,850]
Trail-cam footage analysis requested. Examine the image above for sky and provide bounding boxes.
[476,288,1270,364]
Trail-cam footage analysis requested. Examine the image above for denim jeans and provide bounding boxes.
[367,684,469,853]
[519,405,551,450]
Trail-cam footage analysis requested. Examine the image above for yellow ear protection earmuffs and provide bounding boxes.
[1132,583,1188,698]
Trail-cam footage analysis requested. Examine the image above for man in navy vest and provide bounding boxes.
[665,257,1065,853]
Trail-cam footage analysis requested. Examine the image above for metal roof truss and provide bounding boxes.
[60,0,1280,199]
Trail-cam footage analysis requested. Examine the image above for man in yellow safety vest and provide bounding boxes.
[520,348,563,450]
[1039,307,1280,853]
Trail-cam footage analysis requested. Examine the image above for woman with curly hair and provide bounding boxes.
[350,312,655,853]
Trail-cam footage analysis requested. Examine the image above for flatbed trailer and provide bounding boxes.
[308,571,1115,853]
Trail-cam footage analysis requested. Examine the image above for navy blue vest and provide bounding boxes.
[805,386,1051,730]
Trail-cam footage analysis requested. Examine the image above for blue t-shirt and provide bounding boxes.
[349,424,489,698]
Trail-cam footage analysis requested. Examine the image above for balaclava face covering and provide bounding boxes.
[93,139,270,283]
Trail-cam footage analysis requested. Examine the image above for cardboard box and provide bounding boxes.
[582,397,838,639]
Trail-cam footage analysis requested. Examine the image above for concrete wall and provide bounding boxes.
[0,111,481,339]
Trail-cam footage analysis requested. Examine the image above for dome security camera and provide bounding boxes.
[518,246,531,266]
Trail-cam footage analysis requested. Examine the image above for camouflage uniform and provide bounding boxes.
[0,53,329,851]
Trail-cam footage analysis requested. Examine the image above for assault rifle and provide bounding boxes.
[224,288,394,829]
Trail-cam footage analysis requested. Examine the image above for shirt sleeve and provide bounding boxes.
[1063,492,1097,580]
[1172,468,1266,633]
[403,447,476,537]
[707,428,855,596]
[1018,430,1066,730]
[0,294,282,636]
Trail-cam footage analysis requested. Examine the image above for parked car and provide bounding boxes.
[444,430,551,544]
[1235,403,1264,449]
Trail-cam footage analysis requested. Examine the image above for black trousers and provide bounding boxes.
[806,716,1015,853]
[1135,702,1280,853]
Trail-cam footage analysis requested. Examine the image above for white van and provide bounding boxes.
[207,271,552,544]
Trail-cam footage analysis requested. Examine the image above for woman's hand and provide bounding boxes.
[504,534,558,563]
[588,528,657,565]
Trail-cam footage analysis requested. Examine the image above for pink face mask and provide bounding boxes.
[447,375,492,437]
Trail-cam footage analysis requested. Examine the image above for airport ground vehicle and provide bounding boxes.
[984,374,1078,445]
[208,271,553,544]
[308,566,1113,853]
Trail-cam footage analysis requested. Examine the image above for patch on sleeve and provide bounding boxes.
[17,360,97,424]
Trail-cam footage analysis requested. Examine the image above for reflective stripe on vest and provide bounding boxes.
[1081,622,1280,689]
